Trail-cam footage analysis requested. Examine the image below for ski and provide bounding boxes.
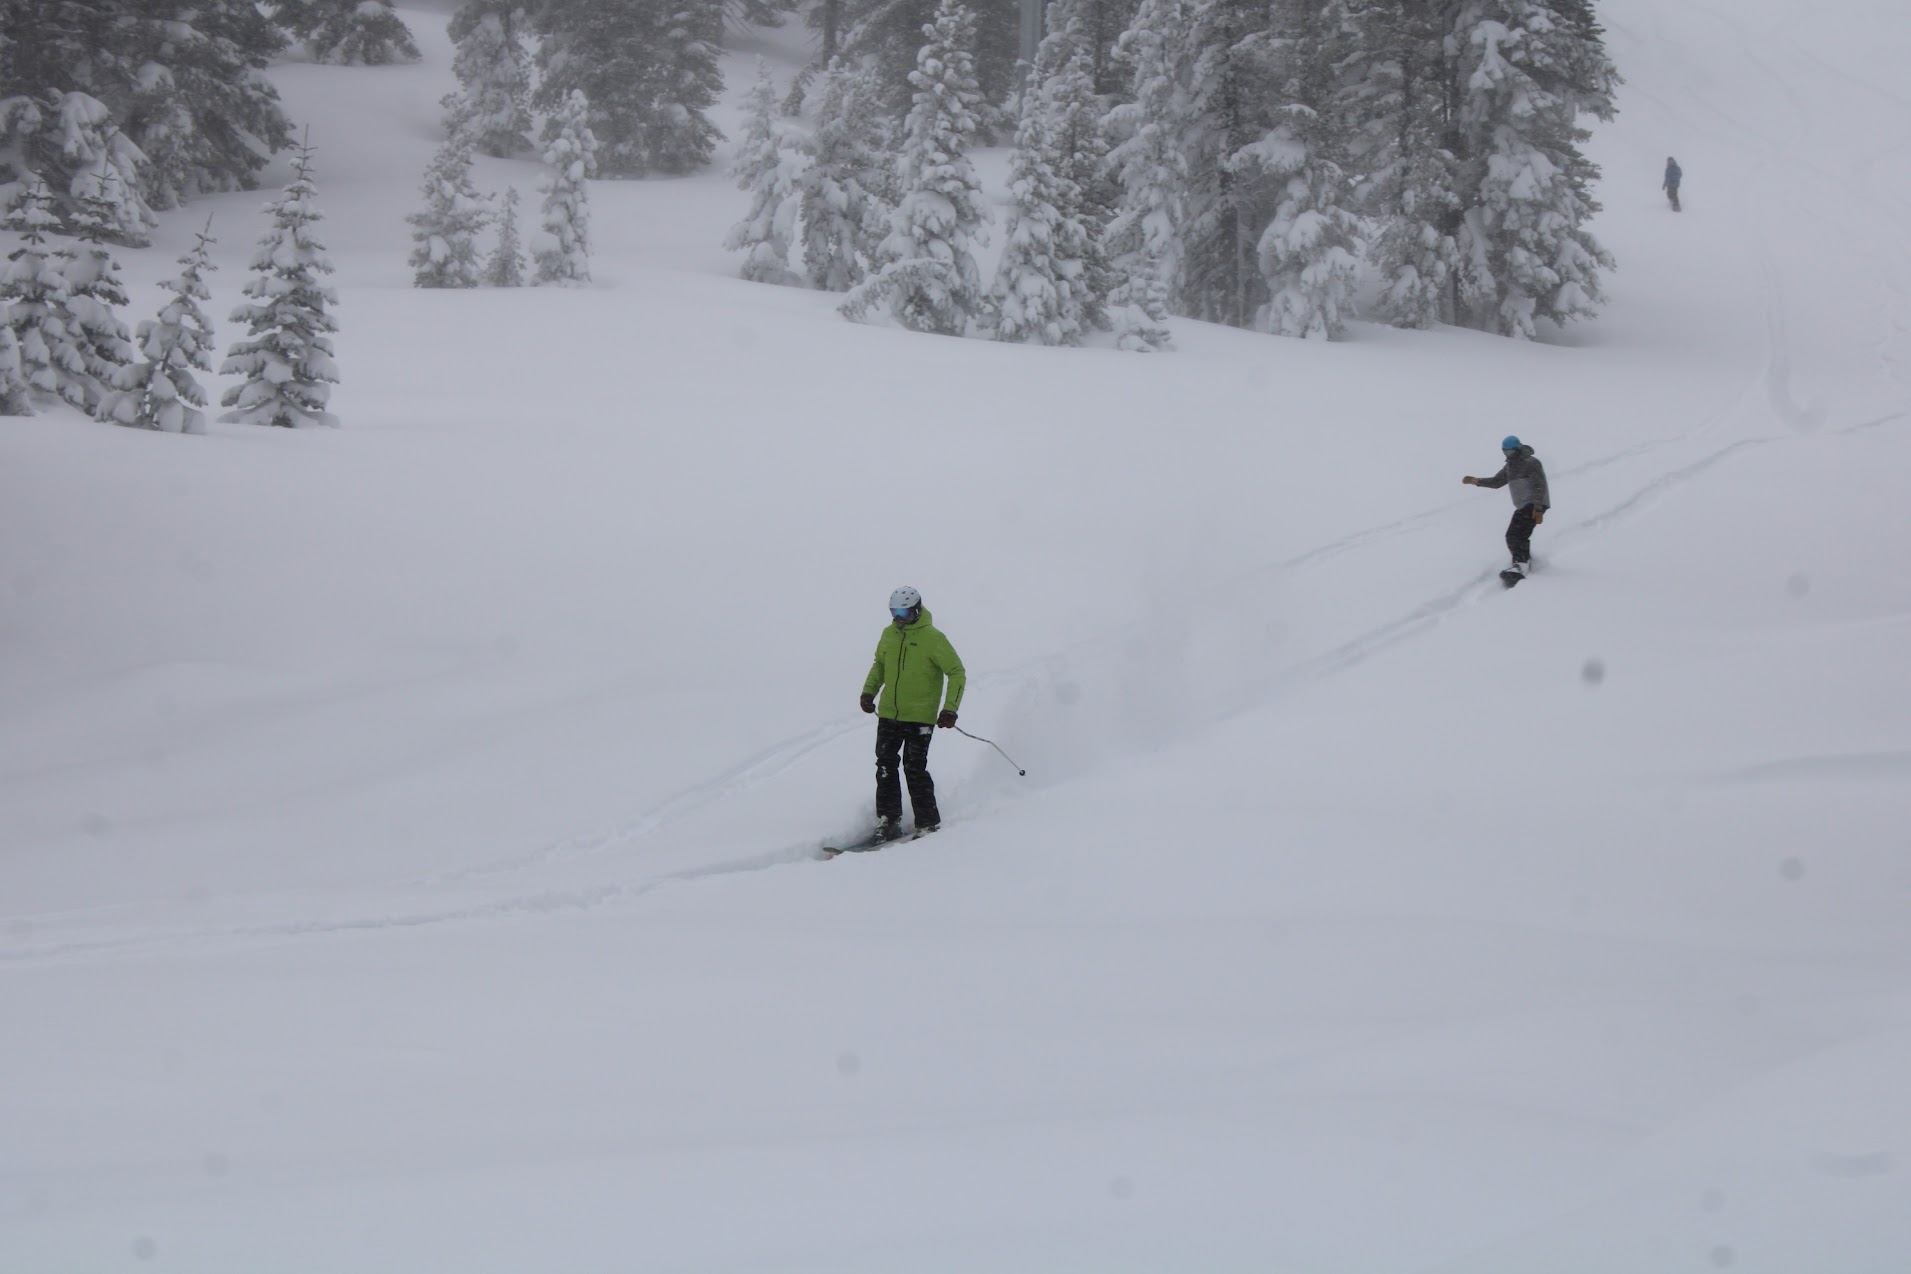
[819,825,938,859]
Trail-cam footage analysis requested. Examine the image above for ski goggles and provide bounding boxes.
[891,607,913,620]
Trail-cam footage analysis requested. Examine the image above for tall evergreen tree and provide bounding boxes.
[1,176,90,409]
[485,185,526,287]
[1239,0,1362,338]
[446,1,534,157]
[839,0,1019,134]
[841,0,990,336]
[2,2,291,213]
[992,17,1111,346]
[533,0,723,178]
[102,217,218,433]
[64,184,139,413]
[219,143,341,427]
[1340,0,1462,328]
[272,0,420,64]
[535,90,596,287]
[724,61,801,286]
[648,0,726,174]
[1446,0,1618,337]
[408,131,491,289]
[795,60,890,292]
[1105,0,1193,322]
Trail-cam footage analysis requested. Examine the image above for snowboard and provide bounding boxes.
[1500,565,1526,588]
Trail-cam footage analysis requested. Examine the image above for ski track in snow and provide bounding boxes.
[0,417,1818,970]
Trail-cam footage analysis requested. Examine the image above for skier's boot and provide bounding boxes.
[874,815,902,843]
[912,822,940,840]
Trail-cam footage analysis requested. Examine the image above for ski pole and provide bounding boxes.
[954,726,1026,776]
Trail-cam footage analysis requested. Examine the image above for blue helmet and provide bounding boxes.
[1501,435,1522,451]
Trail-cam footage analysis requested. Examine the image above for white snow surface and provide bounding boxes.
[4,3,1910,1271]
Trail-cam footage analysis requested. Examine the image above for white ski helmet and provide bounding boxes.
[888,585,922,612]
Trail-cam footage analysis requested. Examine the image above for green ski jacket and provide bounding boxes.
[862,607,966,724]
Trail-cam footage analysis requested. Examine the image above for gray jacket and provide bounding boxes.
[1476,445,1550,510]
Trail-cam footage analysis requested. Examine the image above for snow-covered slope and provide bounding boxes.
[3,3,1908,1271]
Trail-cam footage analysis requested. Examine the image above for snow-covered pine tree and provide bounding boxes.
[64,184,139,413]
[272,0,420,64]
[445,1,534,157]
[407,131,490,289]
[485,186,526,287]
[1336,0,1461,328]
[1,176,91,409]
[1238,0,1362,339]
[1104,0,1193,333]
[219,143,341,427]
[795,60,889,292]
[838,0,1019,135]
[118,0,294,208]
[534,90,597,287]
[101,216,218,433]
[0,91,157,244]
[992,6,1115,344]
[840,0,990,336]
[1446,0,1618,337]
[2,1,291,210]
[533,0,724,178]
[0,324,31,416]
[723,60,800,286]
[647,0,726,174]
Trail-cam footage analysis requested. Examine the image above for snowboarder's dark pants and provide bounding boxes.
[1506,503,1539,564]
[1666,184,1680,211]
[875,717,939,827]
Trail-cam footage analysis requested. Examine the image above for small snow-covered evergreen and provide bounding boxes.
[723,61,801,286]
[446,1,534,157]
[1,176,91,409]
[485,186,526,287]
[64,187,140,413]
[535,90,597,287]
[102,217,219,433]
[841,0,991,337]
[219,143,341,427]
[408,131,491,289]
[794,60,889,293]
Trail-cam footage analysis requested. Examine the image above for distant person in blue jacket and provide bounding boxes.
[1663,157,1682,211]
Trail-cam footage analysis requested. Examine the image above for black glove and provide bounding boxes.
[859,694,875,714]
[936,710,957,728]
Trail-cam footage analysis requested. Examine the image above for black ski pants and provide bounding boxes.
[875,717,939,828]
[1506,503,1539,564]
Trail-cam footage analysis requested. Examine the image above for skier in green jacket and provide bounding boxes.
[859,586,966,841]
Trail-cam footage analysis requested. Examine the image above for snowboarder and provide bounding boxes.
[1463,436,1550,581]
[859,586,966,841]
[1663,156,1682,212]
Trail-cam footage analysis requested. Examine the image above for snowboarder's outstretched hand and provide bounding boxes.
[936,710,958,729]
[1462,475,1479,485]
[1532,508,1545,524]
[860,693,876,713]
